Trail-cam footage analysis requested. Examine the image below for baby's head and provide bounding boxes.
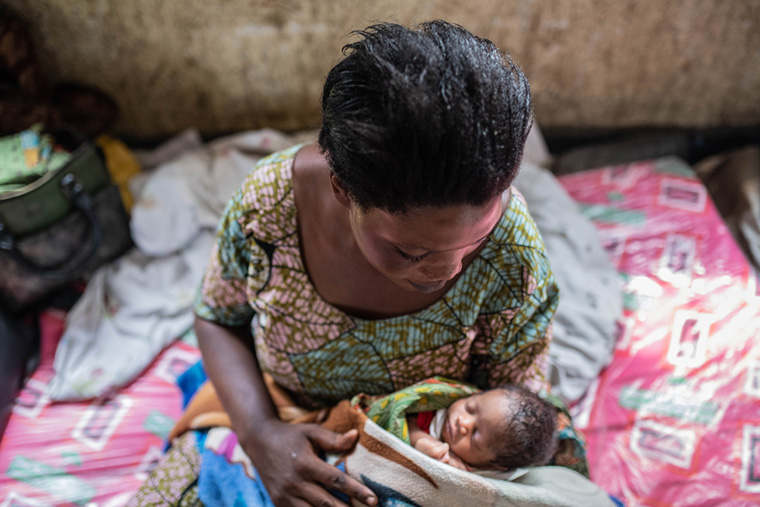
[441,385,557,470]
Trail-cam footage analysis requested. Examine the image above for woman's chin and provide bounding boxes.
[407,280,447,293]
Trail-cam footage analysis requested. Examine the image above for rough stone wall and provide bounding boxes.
[4,0,760,137]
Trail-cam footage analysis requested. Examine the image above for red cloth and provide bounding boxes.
[416,411,435,434]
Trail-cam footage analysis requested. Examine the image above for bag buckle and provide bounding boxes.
[60,173,94,211]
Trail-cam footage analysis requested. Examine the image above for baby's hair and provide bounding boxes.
[489,384,558,470]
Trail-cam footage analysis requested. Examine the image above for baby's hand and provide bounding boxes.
[413,437,450,461]
[441,451,471,472]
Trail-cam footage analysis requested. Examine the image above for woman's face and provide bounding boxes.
[348,194,505,293]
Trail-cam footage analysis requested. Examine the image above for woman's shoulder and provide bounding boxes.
[236,144,304,213]
[467,188,556,310]
[488,188,549,254]
[478,188,552,275]
[222,144,306,245]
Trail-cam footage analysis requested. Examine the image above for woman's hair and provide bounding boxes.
[318,20,533,213]
[490,384,558,470]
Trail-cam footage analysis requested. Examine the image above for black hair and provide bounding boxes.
[489,384,558,470]
[318,20,532,213]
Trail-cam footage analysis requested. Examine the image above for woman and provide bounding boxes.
[133,20,568,507]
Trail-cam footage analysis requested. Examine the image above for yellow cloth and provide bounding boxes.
[96,135,141,211]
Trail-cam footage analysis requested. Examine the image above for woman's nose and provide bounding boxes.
[422,256,464,282]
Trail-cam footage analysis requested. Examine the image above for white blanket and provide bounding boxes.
[48,129,301,400]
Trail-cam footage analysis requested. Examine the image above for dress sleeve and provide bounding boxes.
[463,188,559,393]
[194,186,258,327]
[472,259,560,394]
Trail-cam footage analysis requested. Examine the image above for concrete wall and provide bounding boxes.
[5,0,760,137]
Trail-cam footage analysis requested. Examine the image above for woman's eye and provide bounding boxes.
[397,248,427,262]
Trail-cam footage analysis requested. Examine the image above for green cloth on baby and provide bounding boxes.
[355,377,479,444]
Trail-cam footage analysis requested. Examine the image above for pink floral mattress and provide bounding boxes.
[560,157,760,506]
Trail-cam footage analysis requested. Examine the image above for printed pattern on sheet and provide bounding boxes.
[561,157,760,506]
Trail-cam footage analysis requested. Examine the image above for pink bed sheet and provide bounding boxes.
[0,311,200,506]
[560,157,760,507]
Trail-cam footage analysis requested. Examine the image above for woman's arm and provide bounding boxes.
[196,316,377,507]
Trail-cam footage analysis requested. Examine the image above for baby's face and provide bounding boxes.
[441,390,513,468]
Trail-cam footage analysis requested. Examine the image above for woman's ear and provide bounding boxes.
[329,173,352,209]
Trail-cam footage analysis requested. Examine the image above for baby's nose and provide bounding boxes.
[458,415,472,435]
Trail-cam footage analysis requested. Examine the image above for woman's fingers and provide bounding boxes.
[295,480,353,507]
[250,422,376,506]
[309,426,359,452]
[305,426,377,506]
[267,455,354,507]
[306,457,377,506]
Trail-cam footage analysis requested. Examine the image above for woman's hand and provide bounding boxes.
[243,419,378,507]
[195,318,376,506]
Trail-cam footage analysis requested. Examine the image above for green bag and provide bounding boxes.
[0,128,132,310]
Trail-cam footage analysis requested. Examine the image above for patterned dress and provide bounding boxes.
[195,144,559,408]
[129,145,585,506]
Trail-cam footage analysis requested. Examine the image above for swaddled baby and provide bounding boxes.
[407,384,557,472]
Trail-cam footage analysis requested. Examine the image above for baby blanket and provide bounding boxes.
[198,398,615,507]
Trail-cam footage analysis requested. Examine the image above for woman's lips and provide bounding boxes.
[408,279,447,293]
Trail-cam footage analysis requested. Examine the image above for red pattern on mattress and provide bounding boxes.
[560,158,760,507]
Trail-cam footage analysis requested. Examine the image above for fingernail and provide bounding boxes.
[366,496,377,506]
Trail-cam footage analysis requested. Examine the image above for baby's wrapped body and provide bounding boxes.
[163,375,608,507]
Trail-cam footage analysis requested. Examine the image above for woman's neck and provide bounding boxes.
[292,145,455,320]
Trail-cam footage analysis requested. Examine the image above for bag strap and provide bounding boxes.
[0,173,102,279]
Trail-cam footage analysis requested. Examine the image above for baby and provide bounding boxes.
[407,384,558,471]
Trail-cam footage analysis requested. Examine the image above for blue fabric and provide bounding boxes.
[609,495,625,506]
[199,446,275,507]
[198,443,347,507]
[164,360,208,452]
[177,360,207,409]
